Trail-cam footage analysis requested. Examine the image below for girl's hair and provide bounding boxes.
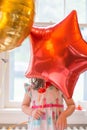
[31,78,45,90]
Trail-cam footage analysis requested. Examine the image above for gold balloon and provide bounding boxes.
[0,0,35,52]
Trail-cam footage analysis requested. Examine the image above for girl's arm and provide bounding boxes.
[22,93,44,119]
[61,96,75,117]
[22,93,33,116]
[56,96,75,130]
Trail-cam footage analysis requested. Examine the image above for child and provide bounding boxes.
[22,78,75,130]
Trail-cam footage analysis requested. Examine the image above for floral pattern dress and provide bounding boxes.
[24,84,64,130]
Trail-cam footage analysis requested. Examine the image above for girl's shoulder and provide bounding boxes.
[24,83,32,98]
[24,83,31,92]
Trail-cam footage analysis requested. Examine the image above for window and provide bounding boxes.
[73,27,87,103]
[5,38,31,107]
[35,0,87,23]
[0,0,87,108]
[9,38,31,102]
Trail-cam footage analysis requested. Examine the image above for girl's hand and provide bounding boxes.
[32,109,44,119]
[56,114,67,130]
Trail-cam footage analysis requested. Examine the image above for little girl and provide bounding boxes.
[22,78,75,130]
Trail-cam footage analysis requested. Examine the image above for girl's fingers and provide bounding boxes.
[38,110,44,115]
[56,122,67,130]
[37,110,44,117]
[33,109,44,119]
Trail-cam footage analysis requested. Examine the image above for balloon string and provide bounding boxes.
[1,58,8,63]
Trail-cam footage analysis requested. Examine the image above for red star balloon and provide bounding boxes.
[25,10,87,98]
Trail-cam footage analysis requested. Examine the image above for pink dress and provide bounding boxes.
[24,84,64,130]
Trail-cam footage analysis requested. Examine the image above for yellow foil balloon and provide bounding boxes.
[0,0,35,52]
